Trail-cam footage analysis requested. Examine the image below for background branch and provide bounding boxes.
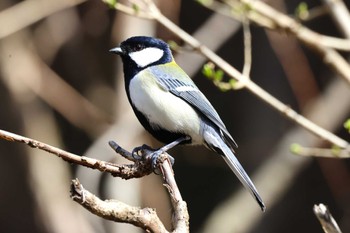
[291,144,350,158]
[199,0,350,84]
[0,0,86,39]
[238,0,350,84]
[314,203,343,233]
[322,0,350,38]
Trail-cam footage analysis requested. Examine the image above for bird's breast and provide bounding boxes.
[129,70,203,144]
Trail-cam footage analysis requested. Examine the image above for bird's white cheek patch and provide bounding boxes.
[129,47,164,68]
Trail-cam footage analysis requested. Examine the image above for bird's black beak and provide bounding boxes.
[109,47,124,55]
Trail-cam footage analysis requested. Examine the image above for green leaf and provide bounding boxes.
[132,3,140,13]
[167,40,179,51]
[229,79,237,88]
[344,118,350,133]
[196,0,213,7]
[290,143,302,154]
[202,63,214,79]
[295,2,309,20]
[331,145,341,156]
[105,0,117,8]
[214,69,224,81]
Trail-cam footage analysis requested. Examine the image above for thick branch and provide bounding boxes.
[0,0,85,39]
[109,142,190,232]
[71,178,168,233]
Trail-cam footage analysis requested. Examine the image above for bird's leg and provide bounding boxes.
[150,136,191,170]
[130,136,190,174]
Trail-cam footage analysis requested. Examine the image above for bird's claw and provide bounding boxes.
[131,144,152,160]
[149,150,175,174]
[131,145,175,174]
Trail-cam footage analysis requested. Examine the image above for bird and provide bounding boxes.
[110,36,265,211]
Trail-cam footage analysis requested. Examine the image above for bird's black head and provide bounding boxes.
[110,36,173,78]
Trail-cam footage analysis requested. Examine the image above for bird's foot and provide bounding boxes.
[132,145,175,174]
[131,144,153,160]
[148,149,175,174]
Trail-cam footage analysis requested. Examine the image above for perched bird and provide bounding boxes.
[110,36,265,211]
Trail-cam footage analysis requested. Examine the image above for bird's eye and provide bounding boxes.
[134,44,143,51]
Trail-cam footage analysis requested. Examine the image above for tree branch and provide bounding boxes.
[237,0,350,84]
[71,178,168,233]
[0,0,86,39]
[0,129,152,179]
[314,203,343,233]
[199,0,350,84]
[0,129,189,232]
[291,144,350,158]
[322,0,350,38]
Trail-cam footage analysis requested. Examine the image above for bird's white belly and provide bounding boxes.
[129,71,202,144]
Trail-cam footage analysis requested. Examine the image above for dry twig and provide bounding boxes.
[71,178,168,233]
[291,144,350,158]
[314,204,343,233]
[0,0,85,39]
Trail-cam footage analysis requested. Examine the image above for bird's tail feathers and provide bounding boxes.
[204,128,265,211]
[221,148,265,211]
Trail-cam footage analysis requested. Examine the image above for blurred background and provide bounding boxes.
[0,0,349,232]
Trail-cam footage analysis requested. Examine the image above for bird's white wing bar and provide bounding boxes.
[175,86,199,92]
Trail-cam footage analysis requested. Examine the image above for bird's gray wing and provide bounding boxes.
[148,65,238,148]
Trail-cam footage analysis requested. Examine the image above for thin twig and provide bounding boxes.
[322,0,350,38]
[103,0,154,19]
[0,129,152,179]
[200,0,350,83]
[314,203,343,233]
[233,15,251,90]
[237,0,350,84]
[290,144,350,158]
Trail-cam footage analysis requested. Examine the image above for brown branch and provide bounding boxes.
[199,0,350,84]
[236,0,350,84]
[322,0,350,38]
[0,129,152,179]
[314,203,343,233]
[0,129,189,232]
[71,178,168,233]
[160,158,189,232]
[0,0,86,39]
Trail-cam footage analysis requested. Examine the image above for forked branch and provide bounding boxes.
[0,129,189,232]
